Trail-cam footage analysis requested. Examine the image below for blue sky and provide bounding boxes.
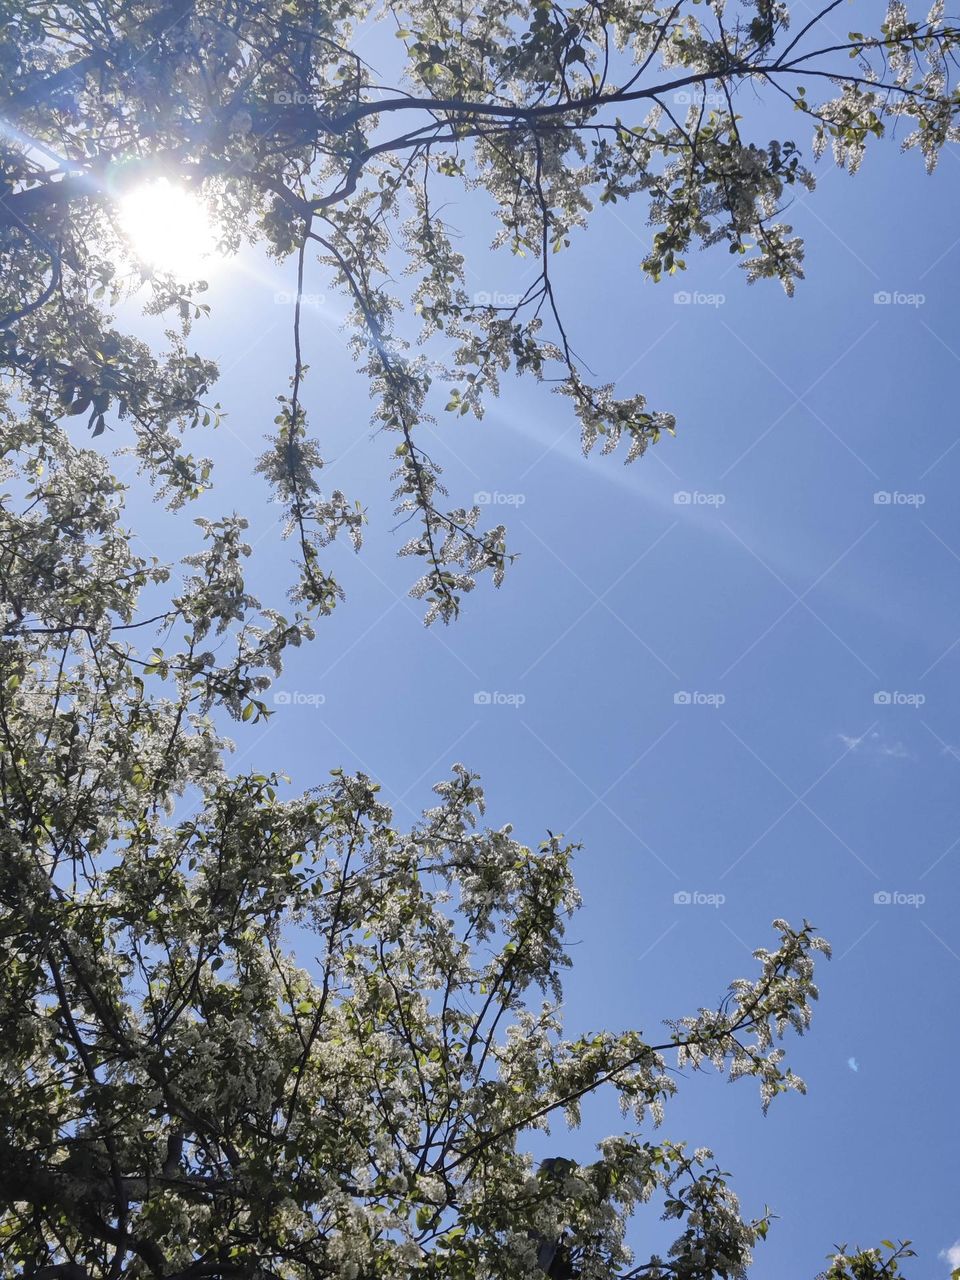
[112,71,960,1279]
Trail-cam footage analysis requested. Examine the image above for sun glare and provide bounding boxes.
[117,178,221,279]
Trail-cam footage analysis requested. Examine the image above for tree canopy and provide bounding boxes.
[0,411,860,1278]
[1,0,958,619]
[0,439,829,1273]
[1,2,959,1278]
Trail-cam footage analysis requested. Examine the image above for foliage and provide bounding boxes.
[0,403,834,1278]
[0,363,913,1280]
[1,0,958,619]
[0,2,952,1276]
[816,1240,920,1280]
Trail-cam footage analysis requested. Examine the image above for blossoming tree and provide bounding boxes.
[0,412,892,1278]
[1,2,958,1277]
[2,0,957,621]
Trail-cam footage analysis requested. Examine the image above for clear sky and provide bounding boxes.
[112,59,960,1280]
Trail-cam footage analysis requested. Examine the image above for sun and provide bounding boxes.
[117,178,221,279]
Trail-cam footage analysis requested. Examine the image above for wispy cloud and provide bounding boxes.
[939,1241,960,1274]
[838,730,911,760]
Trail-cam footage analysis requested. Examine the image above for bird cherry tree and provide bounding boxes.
[1,2,957,1277]
[0,383,930,1280]
[1,0,958,619]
